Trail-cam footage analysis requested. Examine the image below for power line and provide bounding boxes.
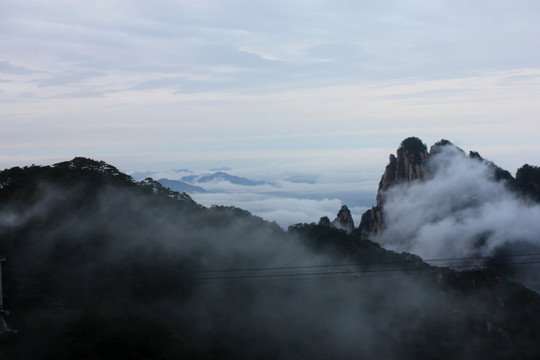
[5,254,540,287]
[177,252,540,276]
[186,258,540,282]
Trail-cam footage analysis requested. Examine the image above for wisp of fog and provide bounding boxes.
[378,144,540,289]
[0,181,444,359]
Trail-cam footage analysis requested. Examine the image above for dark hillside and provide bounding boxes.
[516,164,540,201]
[0,158,540,359]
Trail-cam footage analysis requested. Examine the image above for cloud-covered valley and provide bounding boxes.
[131,169,373,228]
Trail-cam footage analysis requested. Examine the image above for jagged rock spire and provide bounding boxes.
[358,137,508,237]
[318,216,331,227]
[516,164,540,201]
[359,137,429,236]
[376,137,428,206]
[332,205,354,233]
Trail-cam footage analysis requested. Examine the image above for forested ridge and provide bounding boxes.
[1,157,540,359]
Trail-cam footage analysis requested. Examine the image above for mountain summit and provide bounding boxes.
[358,137,430,235]
[377,136,428,204]
[356,137,540,293]
[332,205,355,233]
[357,137,540,236]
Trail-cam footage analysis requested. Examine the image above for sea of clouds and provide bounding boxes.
[132,168,375,228]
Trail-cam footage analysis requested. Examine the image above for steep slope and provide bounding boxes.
[515,164,540,201]
[331,205,355,233]
[157,178,208,194]
[377,136,428,197]
[358,137,428,235]
[358,137,539,235]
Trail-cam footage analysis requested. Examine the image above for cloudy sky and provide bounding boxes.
[2,0,540,179]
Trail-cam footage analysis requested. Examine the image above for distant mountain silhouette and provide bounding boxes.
[182,171,266,186]
[157,178,208,193]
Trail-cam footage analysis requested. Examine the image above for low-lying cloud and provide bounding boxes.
[378,145,540,289]
[132,168,374,228]
[0,177,455,359]
[192,191,367,228]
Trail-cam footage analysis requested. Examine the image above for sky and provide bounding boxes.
[1,0,540,183]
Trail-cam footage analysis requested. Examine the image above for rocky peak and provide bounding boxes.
[429,139,459,156]
[516,164,540,201]
[395,136,428,181]
[376,137,428,206]
[468,151,483,161]
[359,137,433,237]
[332,205,355,233]
[358,137,534,238]
[317,216,331,227]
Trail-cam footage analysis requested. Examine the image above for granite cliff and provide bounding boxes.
[332,205,355,233]
[359,137,429,235]
[357,137,540,238]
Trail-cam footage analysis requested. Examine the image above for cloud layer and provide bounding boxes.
[378,145,540,288]
[193,191,367,229]
[0,172,464,359]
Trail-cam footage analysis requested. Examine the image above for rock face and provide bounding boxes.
[357,137,538,238]
[357,207,383,236]
[318,216,331,227]
[359,137,429,236]
[332,205,355,233]
[516,164,540,201]
[356,137,540,235]
[376,137,428,206]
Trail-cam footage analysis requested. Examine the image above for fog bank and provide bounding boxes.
[378,145,540,288]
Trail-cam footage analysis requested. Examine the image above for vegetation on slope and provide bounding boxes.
[0,158,539,359]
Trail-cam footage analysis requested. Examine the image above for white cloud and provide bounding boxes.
[192,191,367,229]
[378,145,540,260]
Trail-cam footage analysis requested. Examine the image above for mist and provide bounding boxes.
[0,175,463,359]
[129,166,375,228]
[0,179,438,359]
[1,159,540,358]
[378,144,540,289]
[192,191,368,229]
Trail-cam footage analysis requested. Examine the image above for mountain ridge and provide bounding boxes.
[1,151,540,359]
[182,171,267,186]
